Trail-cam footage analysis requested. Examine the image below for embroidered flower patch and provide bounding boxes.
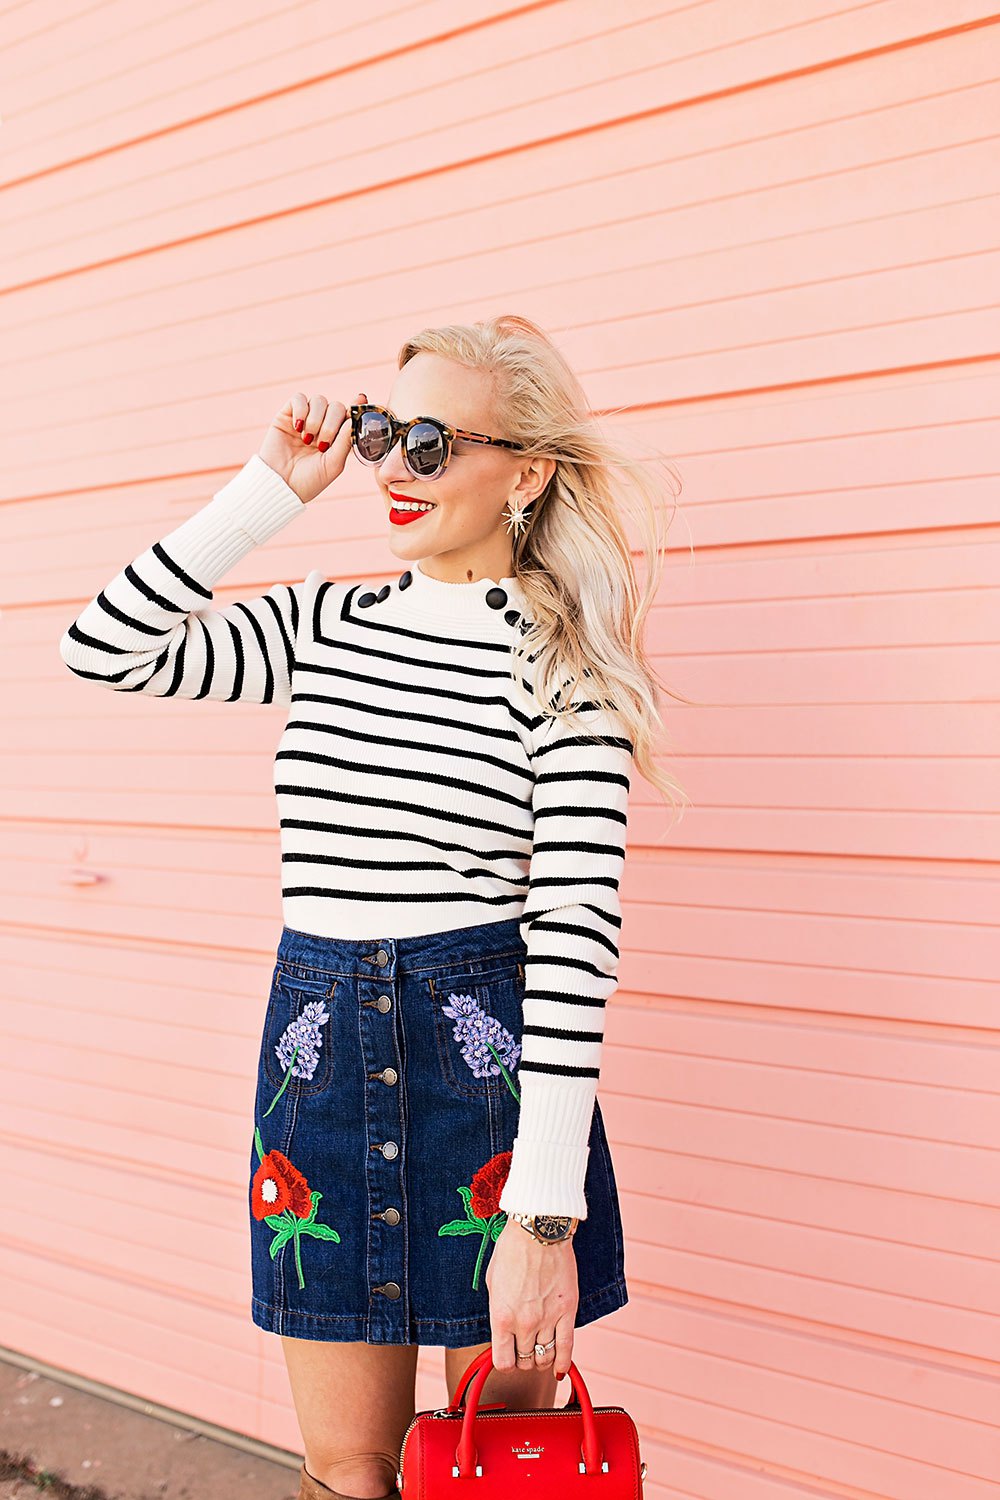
[252,1126,340,1290]
[441,991,521,1094]
[264,999,331,1116]
[275,999,330,1080]
[438,1150,513,1290]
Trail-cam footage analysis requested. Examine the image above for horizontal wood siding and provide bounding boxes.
[1,2,998,1491]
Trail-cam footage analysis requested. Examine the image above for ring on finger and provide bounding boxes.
[515,1337,556,1361]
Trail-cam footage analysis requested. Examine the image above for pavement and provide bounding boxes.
[0,1357,300,1500]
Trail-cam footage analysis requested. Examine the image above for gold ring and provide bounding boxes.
[515,1337,556,1360]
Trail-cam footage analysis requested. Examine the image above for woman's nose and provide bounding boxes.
[377,447,411,486]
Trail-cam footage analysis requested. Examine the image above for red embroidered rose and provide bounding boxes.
[470,1151,512,1220]
[252,1149,313,1220]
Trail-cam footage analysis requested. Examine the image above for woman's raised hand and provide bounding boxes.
[258,391,368,505]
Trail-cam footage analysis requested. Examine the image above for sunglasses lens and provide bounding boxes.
[404,420,447,478]
[355,408,392,461]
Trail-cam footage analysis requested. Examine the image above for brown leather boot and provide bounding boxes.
[297,1460,399,1500]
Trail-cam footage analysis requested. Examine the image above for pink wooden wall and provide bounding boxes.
[2,3,999,1495]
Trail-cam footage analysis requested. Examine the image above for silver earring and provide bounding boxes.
[502,496,532,537]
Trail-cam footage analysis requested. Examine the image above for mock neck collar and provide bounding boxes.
[399,560,527,622]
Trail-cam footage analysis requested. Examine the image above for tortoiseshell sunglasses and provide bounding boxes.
[350,402,525,481]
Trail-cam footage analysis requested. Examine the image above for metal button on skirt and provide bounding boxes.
[248,916,629,1346]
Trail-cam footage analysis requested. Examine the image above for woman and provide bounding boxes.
[60,314,683,1500]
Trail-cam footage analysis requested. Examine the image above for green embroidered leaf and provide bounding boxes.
[456,1185,479,1223]
[305,1191,321,1223]
[490,1214,507,1240]
[302,1223,340,1242]
[269,1228,293,1259]
[264,1213,290,1230]
[439,1219,486,1237]
[254,1125,266,1163]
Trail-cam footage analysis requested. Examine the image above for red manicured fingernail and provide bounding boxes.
[303,432,313,444]
[317,441,329,452]
[294,419,304,432]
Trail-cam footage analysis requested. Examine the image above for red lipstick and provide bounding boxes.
[388,490,436,527]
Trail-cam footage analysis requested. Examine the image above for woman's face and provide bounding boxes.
[371,352,552,583]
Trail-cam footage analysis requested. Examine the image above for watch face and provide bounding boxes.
[534,1214,572,1242]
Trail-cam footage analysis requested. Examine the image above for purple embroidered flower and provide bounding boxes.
[442,992,521,1079]
[274,1000,331,1082]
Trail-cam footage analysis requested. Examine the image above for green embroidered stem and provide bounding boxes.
[472,1214,500,1290]
[486,1040,520,1102]
[254,1125,266,1164]
[263,1043,301,1117]
[293,1221,305,1289]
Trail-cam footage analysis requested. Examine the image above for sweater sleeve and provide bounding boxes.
[58,455,311,707]
[498,689,634,1222]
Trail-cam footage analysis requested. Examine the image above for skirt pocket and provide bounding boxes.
[425,959,525,1101]
[261,961,340,1097]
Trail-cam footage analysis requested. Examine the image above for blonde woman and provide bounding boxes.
[60,315,682,1500]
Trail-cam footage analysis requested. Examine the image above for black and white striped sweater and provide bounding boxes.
[58,455,633,1221]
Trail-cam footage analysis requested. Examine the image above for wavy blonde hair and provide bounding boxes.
[398,314,690,823]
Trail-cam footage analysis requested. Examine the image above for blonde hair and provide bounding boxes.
[398,314,690,823]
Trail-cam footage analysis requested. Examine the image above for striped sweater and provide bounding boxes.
[58,454,633,1221]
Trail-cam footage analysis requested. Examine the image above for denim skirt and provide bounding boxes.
[248,916,629,1347]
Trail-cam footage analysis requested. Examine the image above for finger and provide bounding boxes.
[553,1311,574,1379]
[276,392,310,435]
[315,398,347,454]
[515,1327,544,1371]
[491,1338,515,1374]
[317,393,363,454]
[301,393,330,446]
[533,1327,557,1370]
[300,393,328,446]
[492,1322,516,1373]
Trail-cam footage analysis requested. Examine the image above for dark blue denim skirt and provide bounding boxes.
[248,916,629,1347]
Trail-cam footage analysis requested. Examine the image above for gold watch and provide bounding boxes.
[509,1212,580,1245]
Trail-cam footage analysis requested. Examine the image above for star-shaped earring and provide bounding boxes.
[502,496,532,537]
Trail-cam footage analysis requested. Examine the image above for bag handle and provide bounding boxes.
[449,1347,606,1477]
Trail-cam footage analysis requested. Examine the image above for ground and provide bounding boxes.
[0,1358,298,1500]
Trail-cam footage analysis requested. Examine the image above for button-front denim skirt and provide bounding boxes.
[248,916,629,1346]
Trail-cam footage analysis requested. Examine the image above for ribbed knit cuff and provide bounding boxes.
[497,1075,598,1220]
[157,454,307,582]
[498,1137,592,1221]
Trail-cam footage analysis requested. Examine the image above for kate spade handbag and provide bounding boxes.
[397,1346,647,1495]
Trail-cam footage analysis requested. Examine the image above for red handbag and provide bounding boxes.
[397,1346,647,1495]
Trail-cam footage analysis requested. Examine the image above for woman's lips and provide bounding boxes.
[388,500,435,526]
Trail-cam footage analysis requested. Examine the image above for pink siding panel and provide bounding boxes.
[2,3,999,1496]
